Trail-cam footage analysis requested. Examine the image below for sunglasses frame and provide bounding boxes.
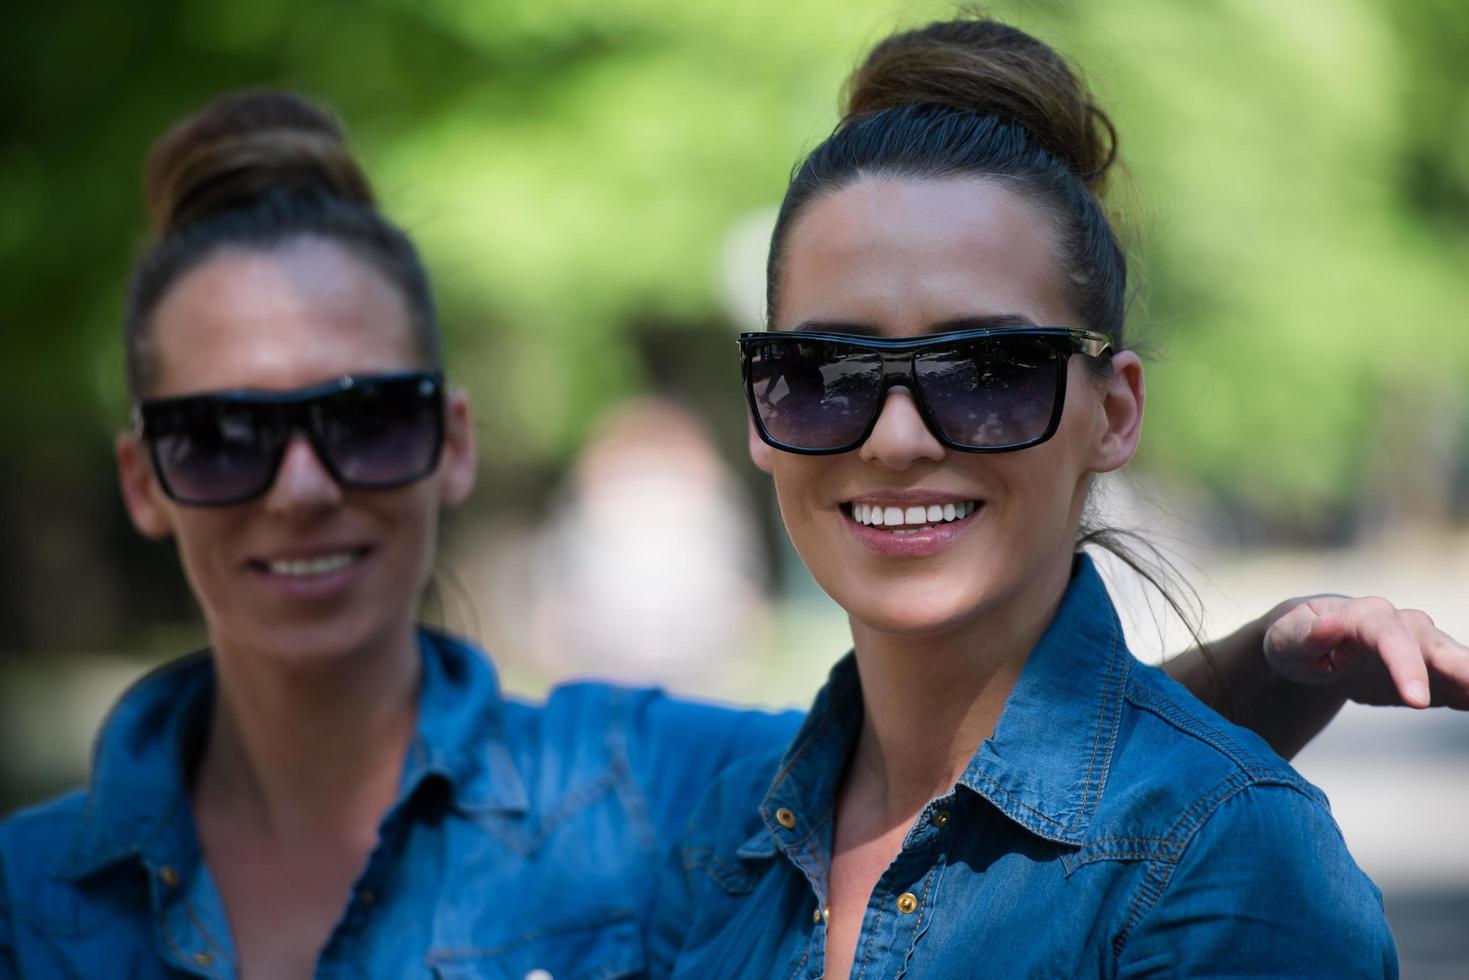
[738,327,1113,456]
[134,370,447,506]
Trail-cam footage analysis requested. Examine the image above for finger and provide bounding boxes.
[1346,612,1431,708]
[1266,605,1345,657]
[1421,627,1469,704]
[1302,611,1352,657]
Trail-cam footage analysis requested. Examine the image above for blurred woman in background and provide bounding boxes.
[0,87,1463,979]
[0,92,798,978]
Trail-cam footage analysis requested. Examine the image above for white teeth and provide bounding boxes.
[851,501,980,529]
[267,552,357,577]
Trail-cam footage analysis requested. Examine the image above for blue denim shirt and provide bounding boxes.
[0,629,800,979]
[653,556,1397,978]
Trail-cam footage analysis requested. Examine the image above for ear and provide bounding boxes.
[747,418,775,475]
[116,432,174,539]
[437,387,478,508]
[1087,351,1144,474]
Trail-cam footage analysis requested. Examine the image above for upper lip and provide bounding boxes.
[249,543,371,565]
[842,489,982,507]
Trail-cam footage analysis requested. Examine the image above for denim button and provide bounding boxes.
[896,892,918,915]
[158,865,180,888]
[932,810,951,828]
[775,807,797,829]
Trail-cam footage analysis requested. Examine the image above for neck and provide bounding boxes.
[195,626,421,841]
[844,551,1074,823]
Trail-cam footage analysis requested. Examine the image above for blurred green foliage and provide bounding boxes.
[2,0,1466,649]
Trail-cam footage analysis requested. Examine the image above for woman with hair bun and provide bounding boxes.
[0,89,806,979]
[654,16,1403,978]
[0,75,1456,978]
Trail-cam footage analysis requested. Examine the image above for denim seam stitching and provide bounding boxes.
[962,773,1072,833]
[853,894,888,980]
[1113,774,1271,955]
[786,943,811,980]
[1124,683,1263,775]
[896,863,939,979]
[157,891,220,978]
[1076,616,1126,827]
[179,894,231,964]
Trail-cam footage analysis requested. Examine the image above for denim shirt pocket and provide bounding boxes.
[425,907,645,980]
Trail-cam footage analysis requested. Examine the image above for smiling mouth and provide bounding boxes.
[841,500,982,534]
[249,548,370,578]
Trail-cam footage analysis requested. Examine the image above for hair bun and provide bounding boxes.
[841,18,1117,193]
[143,89,375,237]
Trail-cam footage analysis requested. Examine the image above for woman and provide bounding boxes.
[0,91,799,979]
[0,89,1459,978]
[654,17,1414,978]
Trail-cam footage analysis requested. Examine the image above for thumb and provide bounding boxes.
[1264,605,1351,684]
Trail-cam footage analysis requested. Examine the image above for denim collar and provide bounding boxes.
[748,553,1129,858]
[58,628,527,881]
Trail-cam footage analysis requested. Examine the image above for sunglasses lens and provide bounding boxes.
[915,337,1060,448]
[315,376,443,487]
[747,339,884,450]
[148,404,284,504]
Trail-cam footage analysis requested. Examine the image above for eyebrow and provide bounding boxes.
[790,313,1042,335]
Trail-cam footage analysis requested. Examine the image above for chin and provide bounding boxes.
[831,577,996,639]
[215,608,404,673]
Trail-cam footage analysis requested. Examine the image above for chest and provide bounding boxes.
[824,819,912,980]
[674,802,1151,980]
[205,834,373,980]
[14,792,658,980]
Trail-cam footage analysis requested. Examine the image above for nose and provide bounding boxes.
[857,387,947,469]
[262,434,343,517]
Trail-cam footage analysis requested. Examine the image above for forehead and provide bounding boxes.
[146,238,420,397]
[776,177,1074,334]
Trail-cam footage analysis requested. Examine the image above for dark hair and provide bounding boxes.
[766,16,1124,352]
[124,89,440,396]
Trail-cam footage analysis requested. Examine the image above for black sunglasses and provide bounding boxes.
[135,371,446,506]
[739,327,1112,455]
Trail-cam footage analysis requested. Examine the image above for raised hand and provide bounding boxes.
[1264,596,1469,709]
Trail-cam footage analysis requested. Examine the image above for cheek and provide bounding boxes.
[378,487,442,581]
[986,424,1097,546]
[768,460,828,546]
[166,513,248,608]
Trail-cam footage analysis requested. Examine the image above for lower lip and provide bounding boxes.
[247,550,371,602]
[842,506,982,558]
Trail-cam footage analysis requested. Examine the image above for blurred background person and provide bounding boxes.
[0,89,801,979]
[529,396,771,691]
